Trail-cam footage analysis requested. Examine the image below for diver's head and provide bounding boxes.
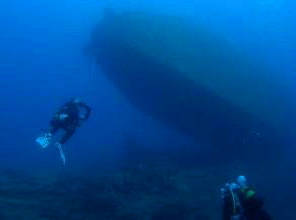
[71,97,82,104]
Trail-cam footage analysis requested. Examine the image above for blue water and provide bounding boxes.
[0,0,295,219]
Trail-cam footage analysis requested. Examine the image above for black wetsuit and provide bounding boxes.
[223,188,272,220]
[49,101,91,144]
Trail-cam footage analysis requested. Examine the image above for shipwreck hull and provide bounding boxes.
[89,11,293,153]
[96,37,256,148]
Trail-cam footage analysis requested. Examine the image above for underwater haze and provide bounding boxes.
[0,0,295,219]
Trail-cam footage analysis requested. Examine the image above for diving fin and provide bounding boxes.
[36,133,52,149]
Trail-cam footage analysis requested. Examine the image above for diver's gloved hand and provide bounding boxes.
[59,113,69,120]
[55,142,66,165]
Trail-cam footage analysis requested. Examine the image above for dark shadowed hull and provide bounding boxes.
[89,12,292,156]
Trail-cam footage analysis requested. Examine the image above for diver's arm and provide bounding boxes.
[79,103,91,120]
[53,102,70,119]
[56,102,69,114]
[222,193,234,220]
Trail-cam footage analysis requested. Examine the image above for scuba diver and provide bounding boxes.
[221,176,272,220]
[36,97,91,165]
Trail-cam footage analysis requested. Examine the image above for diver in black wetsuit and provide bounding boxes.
[49,97,91,146]
[221,176,272,220]
[36,97,91,165]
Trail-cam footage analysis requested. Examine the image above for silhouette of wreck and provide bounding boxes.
[88,10,295,155]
